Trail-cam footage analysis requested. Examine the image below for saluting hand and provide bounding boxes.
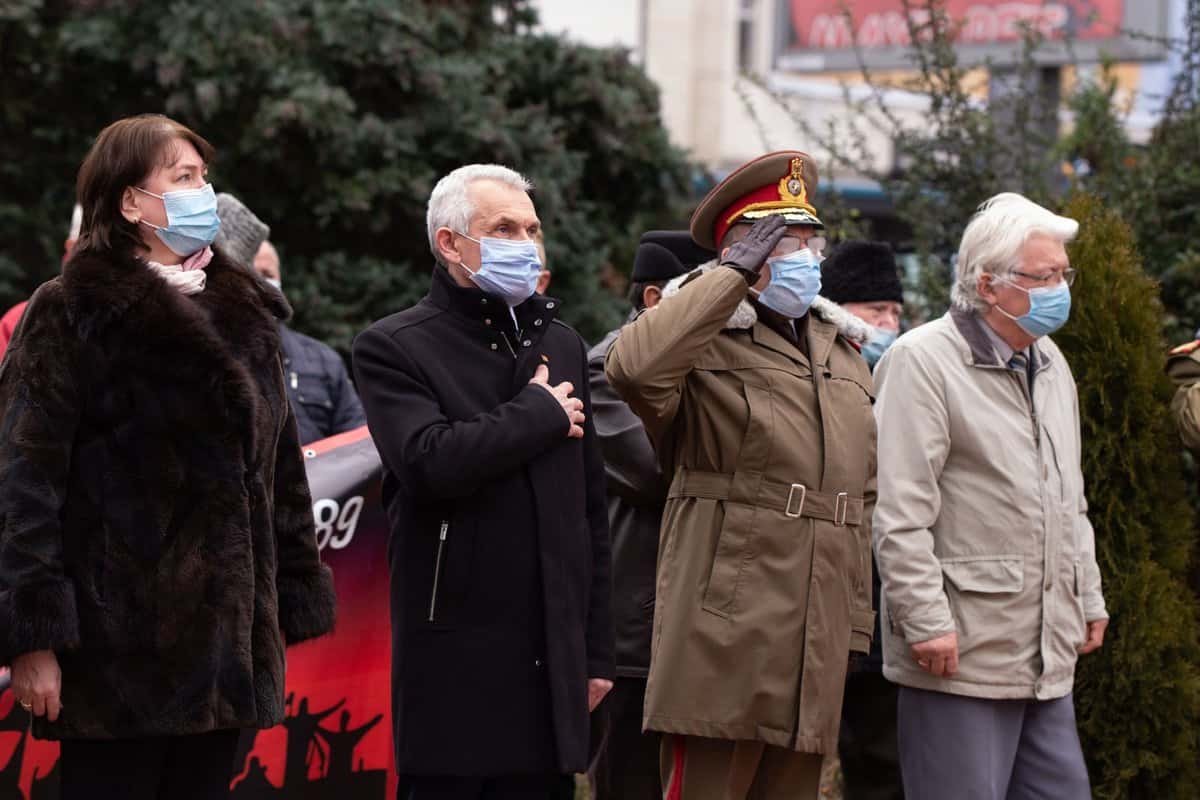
[719,215,787,281]
[529,364,585,439]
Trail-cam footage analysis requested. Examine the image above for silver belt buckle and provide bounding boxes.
[834,492,849,527]
[785,484,807,518]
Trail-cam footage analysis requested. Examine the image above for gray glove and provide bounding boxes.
[719,215,787,285]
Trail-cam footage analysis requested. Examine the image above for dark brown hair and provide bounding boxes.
[74,114,215,257]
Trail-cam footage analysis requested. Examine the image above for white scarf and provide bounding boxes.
[145,246,212,295]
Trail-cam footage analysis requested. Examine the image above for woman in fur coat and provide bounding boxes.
[0,114,336,800]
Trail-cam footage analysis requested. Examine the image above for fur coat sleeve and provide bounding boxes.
[0,282,84,662]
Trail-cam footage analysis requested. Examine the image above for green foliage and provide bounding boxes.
[0,0,691,349]
[1057,193,1200,799]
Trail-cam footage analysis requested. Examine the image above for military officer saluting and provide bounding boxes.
[606,151,876,800]
[1167,331,1200,449]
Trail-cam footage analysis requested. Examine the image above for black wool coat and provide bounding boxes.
[353,266,614,777]
[0,246,336,740]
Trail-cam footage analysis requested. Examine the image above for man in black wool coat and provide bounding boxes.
[353,163,615,800]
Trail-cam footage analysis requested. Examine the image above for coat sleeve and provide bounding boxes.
[605,267,750,448]
[1071,388,1108,622]
[325,345,367,436]
[579,338,616,680]
[273,395,337,644]
[352,325,570,501]
[587,341,663,508]
[871,341,956,644]
[0,285,83,663]
[850,395,878,654]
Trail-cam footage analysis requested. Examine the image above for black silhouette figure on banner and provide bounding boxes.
[29,759,59,800]
[281,695,345,788]
[314,711,383,784]
[0,689,388,800]
[232,756,277,796]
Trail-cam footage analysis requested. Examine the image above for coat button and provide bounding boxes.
[534,319,543,326]
[546,302,555,309]
[484,318,492,325]
[523,340,531,347]
[490,343,498,350]
[481,298,488,305]
[534,658,543,667]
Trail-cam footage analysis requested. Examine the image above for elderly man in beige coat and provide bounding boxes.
[872,193,1108,799]
[608,151,876,800]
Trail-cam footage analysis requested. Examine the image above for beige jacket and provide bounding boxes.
[1166,340,1200,450]
[606,264,876,753]
[872,308,1106,700]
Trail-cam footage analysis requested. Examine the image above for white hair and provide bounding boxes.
[426,164,533,264]
[951,192,1079,312]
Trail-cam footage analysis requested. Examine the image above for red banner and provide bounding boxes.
[789,0,1125,50]
[0,427,396,799]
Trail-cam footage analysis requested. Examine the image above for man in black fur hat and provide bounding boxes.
[820,240,905,800]
[820,240,905,371]
[584,231,712,800]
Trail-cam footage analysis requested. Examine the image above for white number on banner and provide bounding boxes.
[312,495,364,551]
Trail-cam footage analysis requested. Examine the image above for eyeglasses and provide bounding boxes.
[773,234,827,256]
[1011,268,1077,287]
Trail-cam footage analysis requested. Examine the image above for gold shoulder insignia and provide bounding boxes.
[1170,340,1200,356]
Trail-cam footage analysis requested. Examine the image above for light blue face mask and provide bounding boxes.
[754,248,822,319]
[862,327,898,368]
[996,278,1072,338]
[456,233,542,306]
[135,183,221,257]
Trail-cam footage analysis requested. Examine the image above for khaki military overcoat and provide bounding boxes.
[606,264,876,754]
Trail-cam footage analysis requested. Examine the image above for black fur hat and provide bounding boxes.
[820,241,903,305]
[632,231,715,282]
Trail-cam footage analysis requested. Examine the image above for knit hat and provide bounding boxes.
[214,193,270,271]
[819,241,903,305]
[632,231,714,282]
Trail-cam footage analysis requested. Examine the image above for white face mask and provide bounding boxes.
[264,277,282,291]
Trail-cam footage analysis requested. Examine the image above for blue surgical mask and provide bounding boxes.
[862,327,898,368]
[456,233,542,306]
[135,183,221,257]
[753,248,822,319]
[996,278,1071,338]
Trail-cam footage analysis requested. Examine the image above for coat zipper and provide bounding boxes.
[428,520,450,622]
[501,331,518,360]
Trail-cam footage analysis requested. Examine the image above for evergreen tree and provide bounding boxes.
[1057,193,1200,799]
[0,0,692,347]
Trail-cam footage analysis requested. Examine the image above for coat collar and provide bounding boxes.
[59,247,292,461]
[663,260,873,346]
[949,306,1053,374]
[426,264,560,335]
[62,246,290,344]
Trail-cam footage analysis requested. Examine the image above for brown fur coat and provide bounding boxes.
[0,245,335,739]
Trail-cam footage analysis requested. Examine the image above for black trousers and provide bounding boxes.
[401,774,563,799]
[59,728,241,800]
[838,670,904,800]
[587,677,661,800]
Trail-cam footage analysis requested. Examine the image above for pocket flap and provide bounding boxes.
[851,607,876,633]
[941,556,1024,593]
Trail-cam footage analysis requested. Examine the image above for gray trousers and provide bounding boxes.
[896,687,1090,800]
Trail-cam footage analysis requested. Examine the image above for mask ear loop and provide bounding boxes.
[449,230,484,277]
[131,186,168,231]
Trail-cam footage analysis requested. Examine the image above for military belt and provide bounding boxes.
[668,468,863,527]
